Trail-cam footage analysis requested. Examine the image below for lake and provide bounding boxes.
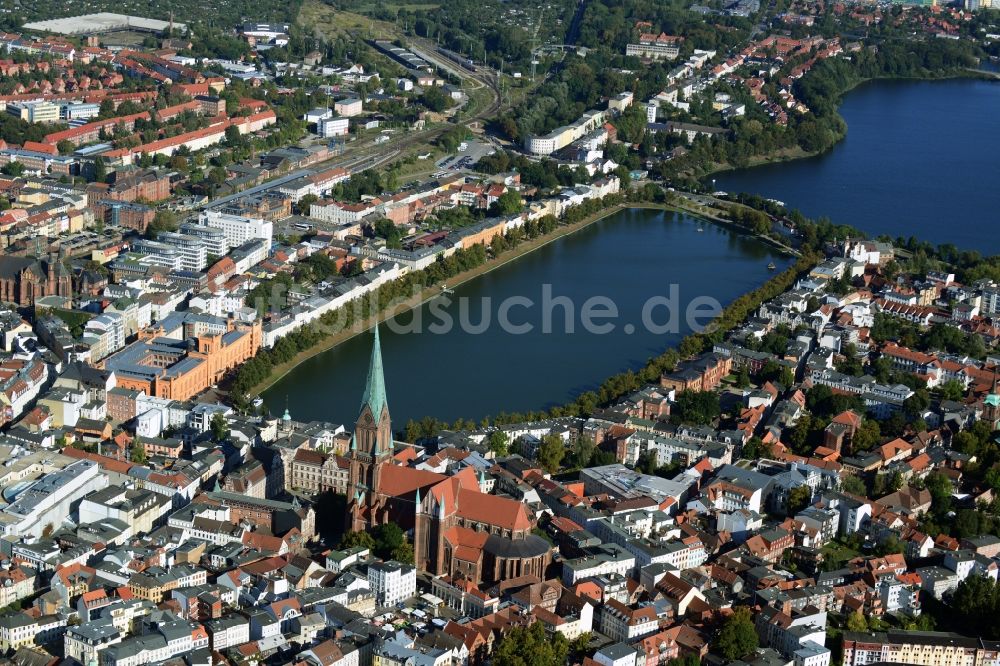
[714,78,1000,253]
[264,208,792,427]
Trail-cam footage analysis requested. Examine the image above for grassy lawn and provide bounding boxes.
[298,0,400,39]
[393,149,446,181]
[821,538,862,568]
[532,528,556,545]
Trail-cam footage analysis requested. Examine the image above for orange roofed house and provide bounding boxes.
[346,328,551,586]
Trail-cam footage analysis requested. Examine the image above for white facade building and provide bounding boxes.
[367,561,416,607]
[0,460,104,538]
[197,211,273,252]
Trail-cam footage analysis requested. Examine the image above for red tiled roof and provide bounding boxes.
[377,465,446,498]
[456,487,531,531]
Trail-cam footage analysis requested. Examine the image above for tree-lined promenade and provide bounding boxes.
[228,183,821,433]
[233,188,664,404]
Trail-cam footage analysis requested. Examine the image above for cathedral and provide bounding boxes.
[0,253,73,306]
[346,327,551,586]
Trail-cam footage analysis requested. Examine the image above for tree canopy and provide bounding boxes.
[713,607,758,660]
[492,621,569,666]
[537,434,566,474]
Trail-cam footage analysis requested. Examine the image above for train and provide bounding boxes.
[436,47,477,73]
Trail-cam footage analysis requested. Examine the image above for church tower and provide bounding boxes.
[347,326,393,530]
[355,325,392,458]
[985,369,1000,428]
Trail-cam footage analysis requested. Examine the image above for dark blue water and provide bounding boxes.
[715,79,1000,252]
[264,209,792,426]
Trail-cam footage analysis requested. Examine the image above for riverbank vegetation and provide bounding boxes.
[660,38,981,187]
[401,211,819,439]
[228,186,672,411]
[731,189,1000,289]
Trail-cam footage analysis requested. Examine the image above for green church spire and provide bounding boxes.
[361,325,388,420]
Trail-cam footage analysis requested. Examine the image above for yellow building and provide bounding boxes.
[844,631,1000,666]
[0,613,65,653]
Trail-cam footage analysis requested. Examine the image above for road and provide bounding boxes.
[564,0,590,46]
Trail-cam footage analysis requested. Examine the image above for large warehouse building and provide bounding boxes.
[23,12,186,35]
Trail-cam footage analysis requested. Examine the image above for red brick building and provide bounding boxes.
[660,353,732,392]
[0,253,72,306]
[106,387,142,423]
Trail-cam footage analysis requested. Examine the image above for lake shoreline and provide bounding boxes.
[251,77,988,405]
[710,75,1000,250]
[251,199,798,401]
[701,71,991,181]
[250,202,675,397]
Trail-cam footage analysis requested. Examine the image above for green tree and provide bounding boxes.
[787,484,813,515]
[224,124,244,147]
[491,190,523,217]
[985,468,1000,493]
[875,535,904,557]
[851,419,881,453]
[743,436,771,460]
[130,442,147,464]
[420,86,452,113]
[537,434,565,474]
[846,611,869,632]
[147,209,179,238]
[613,103,648,144]
[951,575,1000,639]
[339,530,376,550]
[487,430,509,457]
[670,390,721,425]
[635,451,659,476]
[925,471,954,516]
[207,166,228,188]
[298,193,319,214]
[372,218,404,249]
[953,431,980,456]
[787,413,813,454]
[938,379,966,402]
[714,607,759,660]
[99,97,115,118]
[572,436,596,469]
[210,412,230,442]
[493,621,568,666]
[373,523,413,563]
[836,342,865,376]
[2,161,24,177]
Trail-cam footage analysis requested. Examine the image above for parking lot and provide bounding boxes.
[434,139,495,174]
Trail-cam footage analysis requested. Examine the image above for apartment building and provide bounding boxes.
[156,231,209,272]
[626,33,684,60]
[843,630,1000,666]
[367,561,416,607]
[197,210,273,252]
